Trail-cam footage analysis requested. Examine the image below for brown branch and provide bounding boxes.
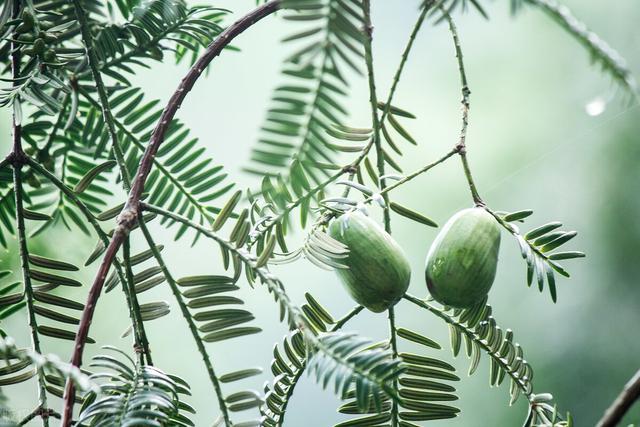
[596,369,640,427]
[59,1,281,425]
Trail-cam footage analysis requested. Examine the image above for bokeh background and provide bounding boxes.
[1,0,639,425]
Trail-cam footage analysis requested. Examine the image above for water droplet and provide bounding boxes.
[585,96,607,117]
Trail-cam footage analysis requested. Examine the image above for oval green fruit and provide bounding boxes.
[425,207,500,308]
[328,211,411,313]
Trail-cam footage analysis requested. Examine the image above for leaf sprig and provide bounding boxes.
[495,209,585,302]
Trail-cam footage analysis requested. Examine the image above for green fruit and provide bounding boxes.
[328,211,411,313]
[425,207,500,308]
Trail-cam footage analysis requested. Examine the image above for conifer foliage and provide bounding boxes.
[0,0,635,426]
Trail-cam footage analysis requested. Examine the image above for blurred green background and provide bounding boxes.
[1,0,639,425]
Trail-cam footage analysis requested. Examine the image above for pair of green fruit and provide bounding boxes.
[328,207,501,311]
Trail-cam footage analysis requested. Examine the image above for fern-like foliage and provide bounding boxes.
[79,0,226,80]
[261,292,344,426]
[405,294,571,424]
[0,2,233,243]
[27,257,92,404]
[176,274,261,344]
[516,0,637,95]
[309,332,404,412]
[0,251,90,402]
[336,325,459,426]
[262,329,307,426]
[246,0,365,185]
[445,300,532,405]
[78,346,194,426]
[0,335,93,394]
[145,200,406,414]
[496,209,585,302]
[0,0,631,424]
[433,0,638,95]
[77,86,234,235]
[408,296,533,404]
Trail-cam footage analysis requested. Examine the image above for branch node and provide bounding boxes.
[341,165,357,175]
[462,85,471,99]
[116,205,139,232]
[7,150,28,167]
[363,23,373,38]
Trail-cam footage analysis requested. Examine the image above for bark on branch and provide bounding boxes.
[596,369,640,427]
[60,1,281,425]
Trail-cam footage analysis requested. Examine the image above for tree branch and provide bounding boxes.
[122,238,153,366]
[379,2,430,129]
[403,293,533,400]
[362,148,458,203]
[596,369,640,427]
[267,305,363,426]
[387,305,399,426]
[60,2,281,424]
[361,0,390,233]
[72,0,131,189]
[9,2,49,424]
[12,170,50,427]
[443,11,483,206]
[137,219,232,425]
[142,202,398,405]
[26,157,153,365]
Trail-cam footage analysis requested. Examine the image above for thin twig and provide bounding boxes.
[25,158,153,364]
[137,219,232,426]
[379,3,430,126]
[596,369,640,427]
[18,407,60,426]
[12,169,50,427]
[403,293,533,400]
[362,0,390,233]
[60,2,281,424]
[122,238,152,366]
[71,0,153,365]
[388,306,399,426]
[72,0,131,189]
[443,11,483,205]
[9,2,49,424]
[362,148,458,203]
[269,305,364,426]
